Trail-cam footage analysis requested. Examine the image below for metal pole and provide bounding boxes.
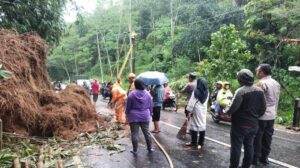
[96,32,104,83]
[292,98,300,127]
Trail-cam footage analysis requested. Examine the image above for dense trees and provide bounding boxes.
[0,0,68,44]
[47,0,300,125]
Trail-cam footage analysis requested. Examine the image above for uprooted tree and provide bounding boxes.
[0,29,106,140]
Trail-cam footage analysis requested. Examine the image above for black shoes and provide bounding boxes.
[259,158,270,165]
[252,158,269,166]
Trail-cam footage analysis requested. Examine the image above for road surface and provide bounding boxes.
[78,98,300,168]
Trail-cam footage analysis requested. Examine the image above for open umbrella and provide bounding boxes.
[137,71,169,85]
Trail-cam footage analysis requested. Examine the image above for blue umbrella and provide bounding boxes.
[137,71,169,85]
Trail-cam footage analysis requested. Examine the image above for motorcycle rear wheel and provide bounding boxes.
[211,113,220,123]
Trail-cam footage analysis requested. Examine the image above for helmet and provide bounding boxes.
[223,81,230,85]
[127,73,136,79]
[237,69,254,86]
[216,81,223,85]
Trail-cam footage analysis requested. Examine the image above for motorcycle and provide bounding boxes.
[162,93,178,112]
[210,100,232,123]
[101,84,112,100]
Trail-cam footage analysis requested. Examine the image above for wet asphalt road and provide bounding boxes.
[158,109,300,168]
[82,98,300,168]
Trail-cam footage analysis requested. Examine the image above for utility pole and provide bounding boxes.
[170,0,174,40]
[96,31,104,82]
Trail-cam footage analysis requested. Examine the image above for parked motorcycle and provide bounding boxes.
[100,83,112,100]
[162,93,178,112]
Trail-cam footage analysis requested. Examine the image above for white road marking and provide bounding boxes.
[160,121,298,168]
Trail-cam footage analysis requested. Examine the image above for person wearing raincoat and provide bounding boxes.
[214,82,233,116]
[111,78,127,123]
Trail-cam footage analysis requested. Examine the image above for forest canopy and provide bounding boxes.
[1,0,298,125]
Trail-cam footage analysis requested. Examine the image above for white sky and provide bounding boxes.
[63,0,97,23]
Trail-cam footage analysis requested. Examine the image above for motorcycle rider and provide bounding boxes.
[214,82,233,116]
[211,81,223,102]
[163,82,173,110]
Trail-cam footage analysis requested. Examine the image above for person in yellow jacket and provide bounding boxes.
[127,73,136,95]
[111,78,127,123]
[214,82,233,116]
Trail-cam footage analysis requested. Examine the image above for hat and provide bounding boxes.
[127,73,136,79]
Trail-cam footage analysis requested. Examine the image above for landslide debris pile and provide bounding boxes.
[0,29,103,140]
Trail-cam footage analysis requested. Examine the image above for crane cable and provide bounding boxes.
[150,133,174,168]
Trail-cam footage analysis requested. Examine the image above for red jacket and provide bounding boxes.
[92,81,100,94]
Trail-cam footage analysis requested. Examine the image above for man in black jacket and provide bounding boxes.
[225,69,266,168]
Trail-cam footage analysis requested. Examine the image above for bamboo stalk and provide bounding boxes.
[13,157,21,168]
[24,159,29,168]
[37,147,44,168]
[57,158,63,168]
[0,119,2,150]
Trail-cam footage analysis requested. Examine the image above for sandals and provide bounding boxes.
[185,142,195,146]
[151,130,161,133]
[185,143,202,150]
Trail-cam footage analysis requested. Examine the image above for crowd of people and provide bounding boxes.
[84,63,280,168]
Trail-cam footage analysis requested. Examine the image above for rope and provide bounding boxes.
[150,133,174,168]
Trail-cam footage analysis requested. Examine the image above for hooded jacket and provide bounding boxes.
[125,89,153,123]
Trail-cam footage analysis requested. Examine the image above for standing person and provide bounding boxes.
[111,78,127,123]
[253,64,280,165]
[151,84,164,133]
[181,73,197,117]
[185,78,209,149]
[91,80,100,106]
[225,69,266,168]
[125,79,154,155]
[106,82,114,108]
[127,73,136,95]
[83,81,90,93]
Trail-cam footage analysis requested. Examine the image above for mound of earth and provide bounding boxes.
[0,29,105,140]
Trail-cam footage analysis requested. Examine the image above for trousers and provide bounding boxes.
[253,120,274,160]
[129,122,152,152]
[230,126,258,168]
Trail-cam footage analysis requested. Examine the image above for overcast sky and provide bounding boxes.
[63,0,97,23]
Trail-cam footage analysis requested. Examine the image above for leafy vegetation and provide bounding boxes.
[0,64,11,79]
[0,0,296,125]
[0,0,68,44]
